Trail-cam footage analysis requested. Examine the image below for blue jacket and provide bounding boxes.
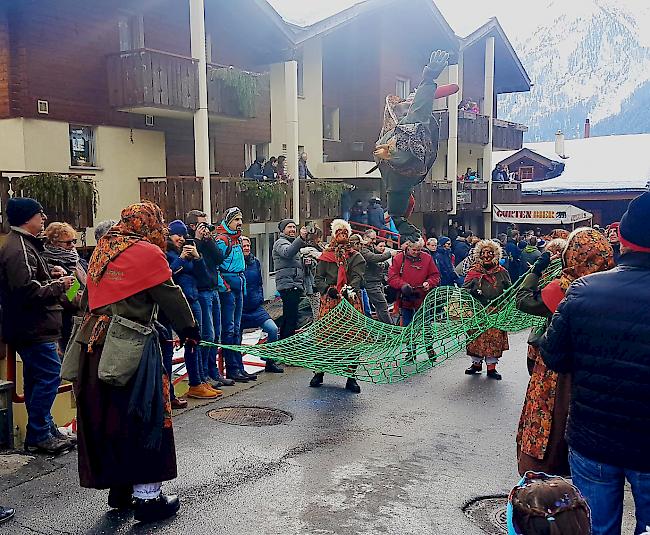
[505,239,522,282]
[540,253,650,472]
[215,222,246,293]
[433,248,459,286]
[367,203,387,230]
[166,243,208,302]
[241,254,271,329]
[189,232,227,292]
[452,239,470,264]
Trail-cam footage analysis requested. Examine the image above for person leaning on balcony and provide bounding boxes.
[215,207,256,383]
[42,222,87,350]
[272,219,308,340]
[77,202,198,522]
[276,155,290,181]
[298,152,316,180]
[0,198,76,456]
[244,156,265,180]
[262,157,278,180]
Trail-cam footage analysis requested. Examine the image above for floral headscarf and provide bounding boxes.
[88,202,167,283]
[559,227,614,290]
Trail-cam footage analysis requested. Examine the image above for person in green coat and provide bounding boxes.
[372,50,454,243]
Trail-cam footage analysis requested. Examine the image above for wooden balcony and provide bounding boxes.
[435,110,491,146]
[107,48,199,115]
[434,111,526,150]
[139,176,341,224]
[493,118,527,151]
[457,181,489,211]
[207,65,268,120]
[492,181,522,205]
[0,171,96,233]
[412,181,453,213]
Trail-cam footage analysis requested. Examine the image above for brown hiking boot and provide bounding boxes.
[186,384,219,399]
[203,382,223,396]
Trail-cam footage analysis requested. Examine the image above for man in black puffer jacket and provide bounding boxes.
[540,191,650,535]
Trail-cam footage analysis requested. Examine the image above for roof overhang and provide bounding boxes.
[290,0,459,58]
[461,18,531,94]
[497,148,557,168]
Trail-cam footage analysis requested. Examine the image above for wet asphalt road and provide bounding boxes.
[0,331,626,535]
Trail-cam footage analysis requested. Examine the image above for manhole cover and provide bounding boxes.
[463,496,508,535]
[207,406,292,426]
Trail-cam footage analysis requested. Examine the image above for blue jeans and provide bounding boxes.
[569,447,650,535]
[401,308,416,326]
[198,289,222,381]
[261,318,279,343]
[16,342,61,444]
[220,288,244,376]
[361,289,372,317]
[185,299,203,386]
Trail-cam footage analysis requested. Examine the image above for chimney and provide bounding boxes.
[584,118,591,138]
[555,130,566,158]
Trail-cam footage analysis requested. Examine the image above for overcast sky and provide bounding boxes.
[266,0,547,39]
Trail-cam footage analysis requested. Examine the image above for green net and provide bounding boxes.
[203,261,561,384]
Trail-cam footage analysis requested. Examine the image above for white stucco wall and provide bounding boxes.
[0,118,166,245]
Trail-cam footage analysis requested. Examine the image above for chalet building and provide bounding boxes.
[494,132,650,230]
[0,0,530,296]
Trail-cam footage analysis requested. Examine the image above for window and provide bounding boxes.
[323,106,340,141]
[118,15,144,52]
[396,77,411,100]
[518,166,534,181]
[69,126,96,167]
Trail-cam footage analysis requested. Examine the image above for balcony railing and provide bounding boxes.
[0,171,96,233]
[107,48,199,112]
[207,65,268,120]
[457,181,489,211]
[139,176,341,224]
[492,181,522,205]
[412,181,453,213]
[435,110,490,146]
[493,119,527,151]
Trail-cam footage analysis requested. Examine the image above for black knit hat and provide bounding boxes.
[619,191,650,252]
[6,197,44,227]
[278,218,296,232]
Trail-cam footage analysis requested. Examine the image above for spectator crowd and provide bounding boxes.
[0,190,648,532]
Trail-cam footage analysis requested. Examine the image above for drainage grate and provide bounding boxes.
[207,406,292,427]
[463,496,508,535]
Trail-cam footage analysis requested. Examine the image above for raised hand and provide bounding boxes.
[424,50,450,81]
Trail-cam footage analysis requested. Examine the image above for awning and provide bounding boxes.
[493,204,593,225]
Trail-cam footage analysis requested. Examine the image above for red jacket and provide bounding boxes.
[388,251,441,309]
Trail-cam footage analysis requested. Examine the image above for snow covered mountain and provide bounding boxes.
[499,0,650,141]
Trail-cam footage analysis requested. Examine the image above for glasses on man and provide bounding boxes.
[57,239,77,245]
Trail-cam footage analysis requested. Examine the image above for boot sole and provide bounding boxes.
[134,502,180,523]
[186,394,220,399]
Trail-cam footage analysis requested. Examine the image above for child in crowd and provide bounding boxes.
[507,472,591,534]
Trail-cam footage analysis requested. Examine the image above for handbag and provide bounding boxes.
[60,315,85,382]
[97,305,157,387]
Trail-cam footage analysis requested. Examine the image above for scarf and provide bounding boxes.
[559,228,614,291]
[86,202,171,310]
[42,245,80,273]
[88,202,167,284]
[319,240,354,291]
[465,261,504,287]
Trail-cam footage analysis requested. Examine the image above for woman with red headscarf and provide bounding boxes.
[310,219,366,393]
[74,202,197,523]
[515,228,614,476]
[463,240,512,380]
